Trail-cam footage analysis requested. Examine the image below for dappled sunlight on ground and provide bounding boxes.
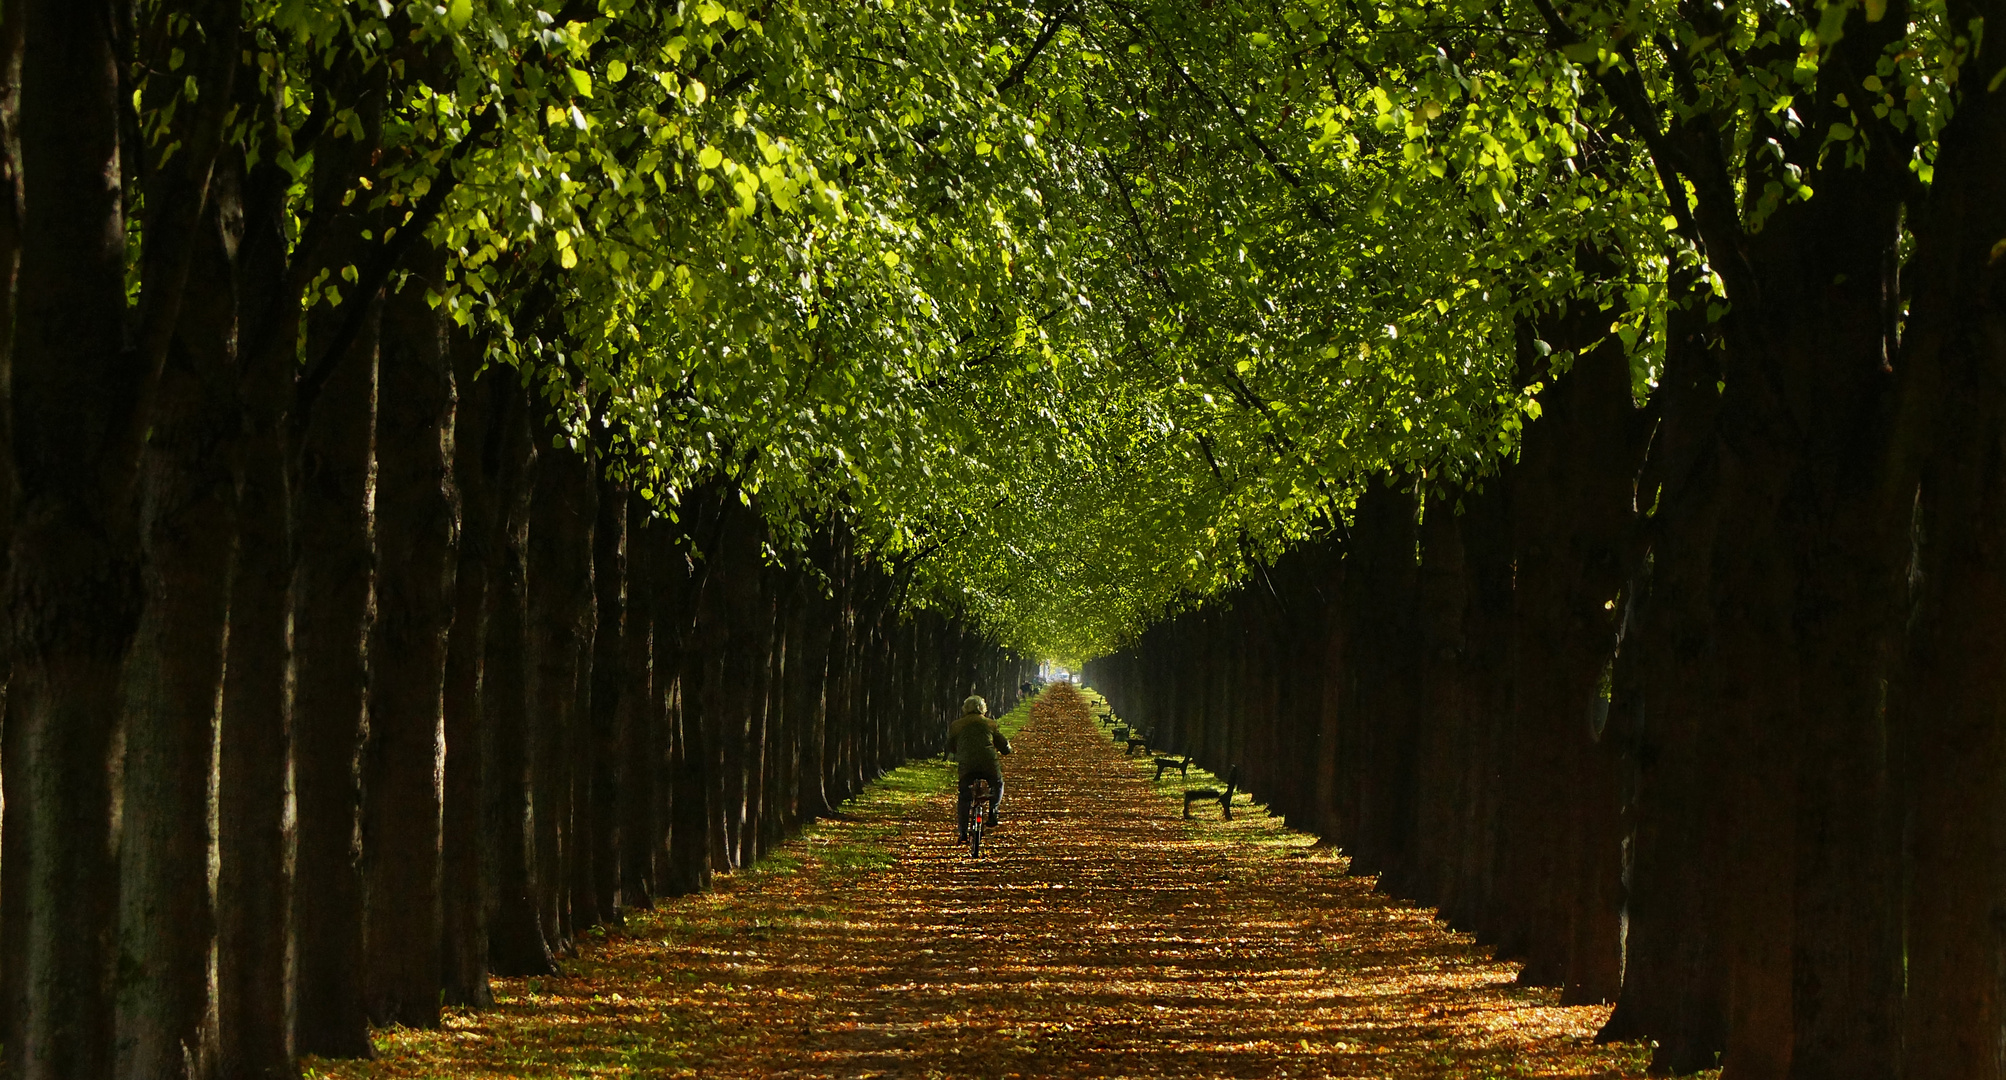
[313,686,1655,1079]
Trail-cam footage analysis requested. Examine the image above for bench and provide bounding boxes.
[1182,765,1240,820]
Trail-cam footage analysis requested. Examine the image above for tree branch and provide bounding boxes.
[998,1,1077,92]
[295,102,500,420]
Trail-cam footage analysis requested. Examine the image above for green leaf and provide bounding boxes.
[568,68,593,98]
[607,59,629,84]
[446,0,471,29]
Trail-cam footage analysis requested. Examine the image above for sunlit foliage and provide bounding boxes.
[208,0,1978,658]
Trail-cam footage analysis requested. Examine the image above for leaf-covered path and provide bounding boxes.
[328,687,1651,1079]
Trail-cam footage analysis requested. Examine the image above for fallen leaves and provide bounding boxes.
[313,685,1660,1079]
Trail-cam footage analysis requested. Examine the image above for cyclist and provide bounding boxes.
[948,694,1012,843]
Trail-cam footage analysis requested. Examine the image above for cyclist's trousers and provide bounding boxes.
[957,769,1004,837]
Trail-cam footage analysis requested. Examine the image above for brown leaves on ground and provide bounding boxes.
[316,684,1653,1079]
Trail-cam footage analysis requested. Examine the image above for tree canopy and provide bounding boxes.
[216,0,1979,660]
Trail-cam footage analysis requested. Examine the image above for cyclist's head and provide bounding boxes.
[962,694,988,716]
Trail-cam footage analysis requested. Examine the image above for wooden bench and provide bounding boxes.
[1152,755,1190,781]
[1182,765,1240,820]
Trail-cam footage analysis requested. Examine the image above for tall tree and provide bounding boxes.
[360,252,459,1028]
[4,2,140,1075]
[483,381,553,976]
[440,335,497,1008]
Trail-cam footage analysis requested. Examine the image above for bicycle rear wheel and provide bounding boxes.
[967,779,990,858]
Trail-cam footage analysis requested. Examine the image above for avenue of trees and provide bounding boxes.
[0,0,2001,1077]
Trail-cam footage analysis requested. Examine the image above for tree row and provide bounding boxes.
[1088,259,2004,1079]
[13,297,1030,1079]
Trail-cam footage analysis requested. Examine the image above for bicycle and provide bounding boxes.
[965,777,994,858]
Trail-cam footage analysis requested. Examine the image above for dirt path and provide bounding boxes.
[332,688,1650,1079]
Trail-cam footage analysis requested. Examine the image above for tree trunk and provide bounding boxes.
[216,139,301,1080]
[1412,492,1469,914]
[0,0,22,1047]
[290,289,378,1060]
[653,518,696,896]
[1452,480,1512,940]
[736,567,775,867]
[584,470,626,925]
[288,47,388,1056]
[618,502,660,911]
[1901,426,2006,1078]
[1737,153,1905,1080]
[4,5,142,1075]
[667,575,715,894]
[1347,476,1420,884]
[481,381,551,976]
[439,333,494,1008]
[1311,548,1348,846]
[1894,54,2006,1080]
[115,164,244,1080]
[1506,307,1645,1002]
[360,257,457,1029]
[790,538,837,821]
[528,437,594,952]
[1591,282,1720,1065]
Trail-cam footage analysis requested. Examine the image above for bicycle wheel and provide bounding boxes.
[967,780,989,858]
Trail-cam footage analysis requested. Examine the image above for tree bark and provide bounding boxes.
[288,44,390,1056]
[482,381,552,976]
[439,332,494,1007]
[1773,248,1906,1080]
[666,637,714,895]
[1897,392,2006,1080]
[290,290,379,1060]
[360,256,458,1029]
[1452,480,1512,940]
[1505,306,1645,1002]
[583,469,626,925]
[528,436,594,952]
[1346,476,1420,884]
[618,501,660,910]
[115,157,244,1080]
[0,0,22,1047]
[1595,278,1726,1064]
[1893,45,2006,1078]
[790,536,837,822]
[215,96,301,1080]
[653,517,697,897]
[4,4,141,1075]
[1412,492,1469,915]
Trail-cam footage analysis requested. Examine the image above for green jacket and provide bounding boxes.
[949,712,1011,776]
